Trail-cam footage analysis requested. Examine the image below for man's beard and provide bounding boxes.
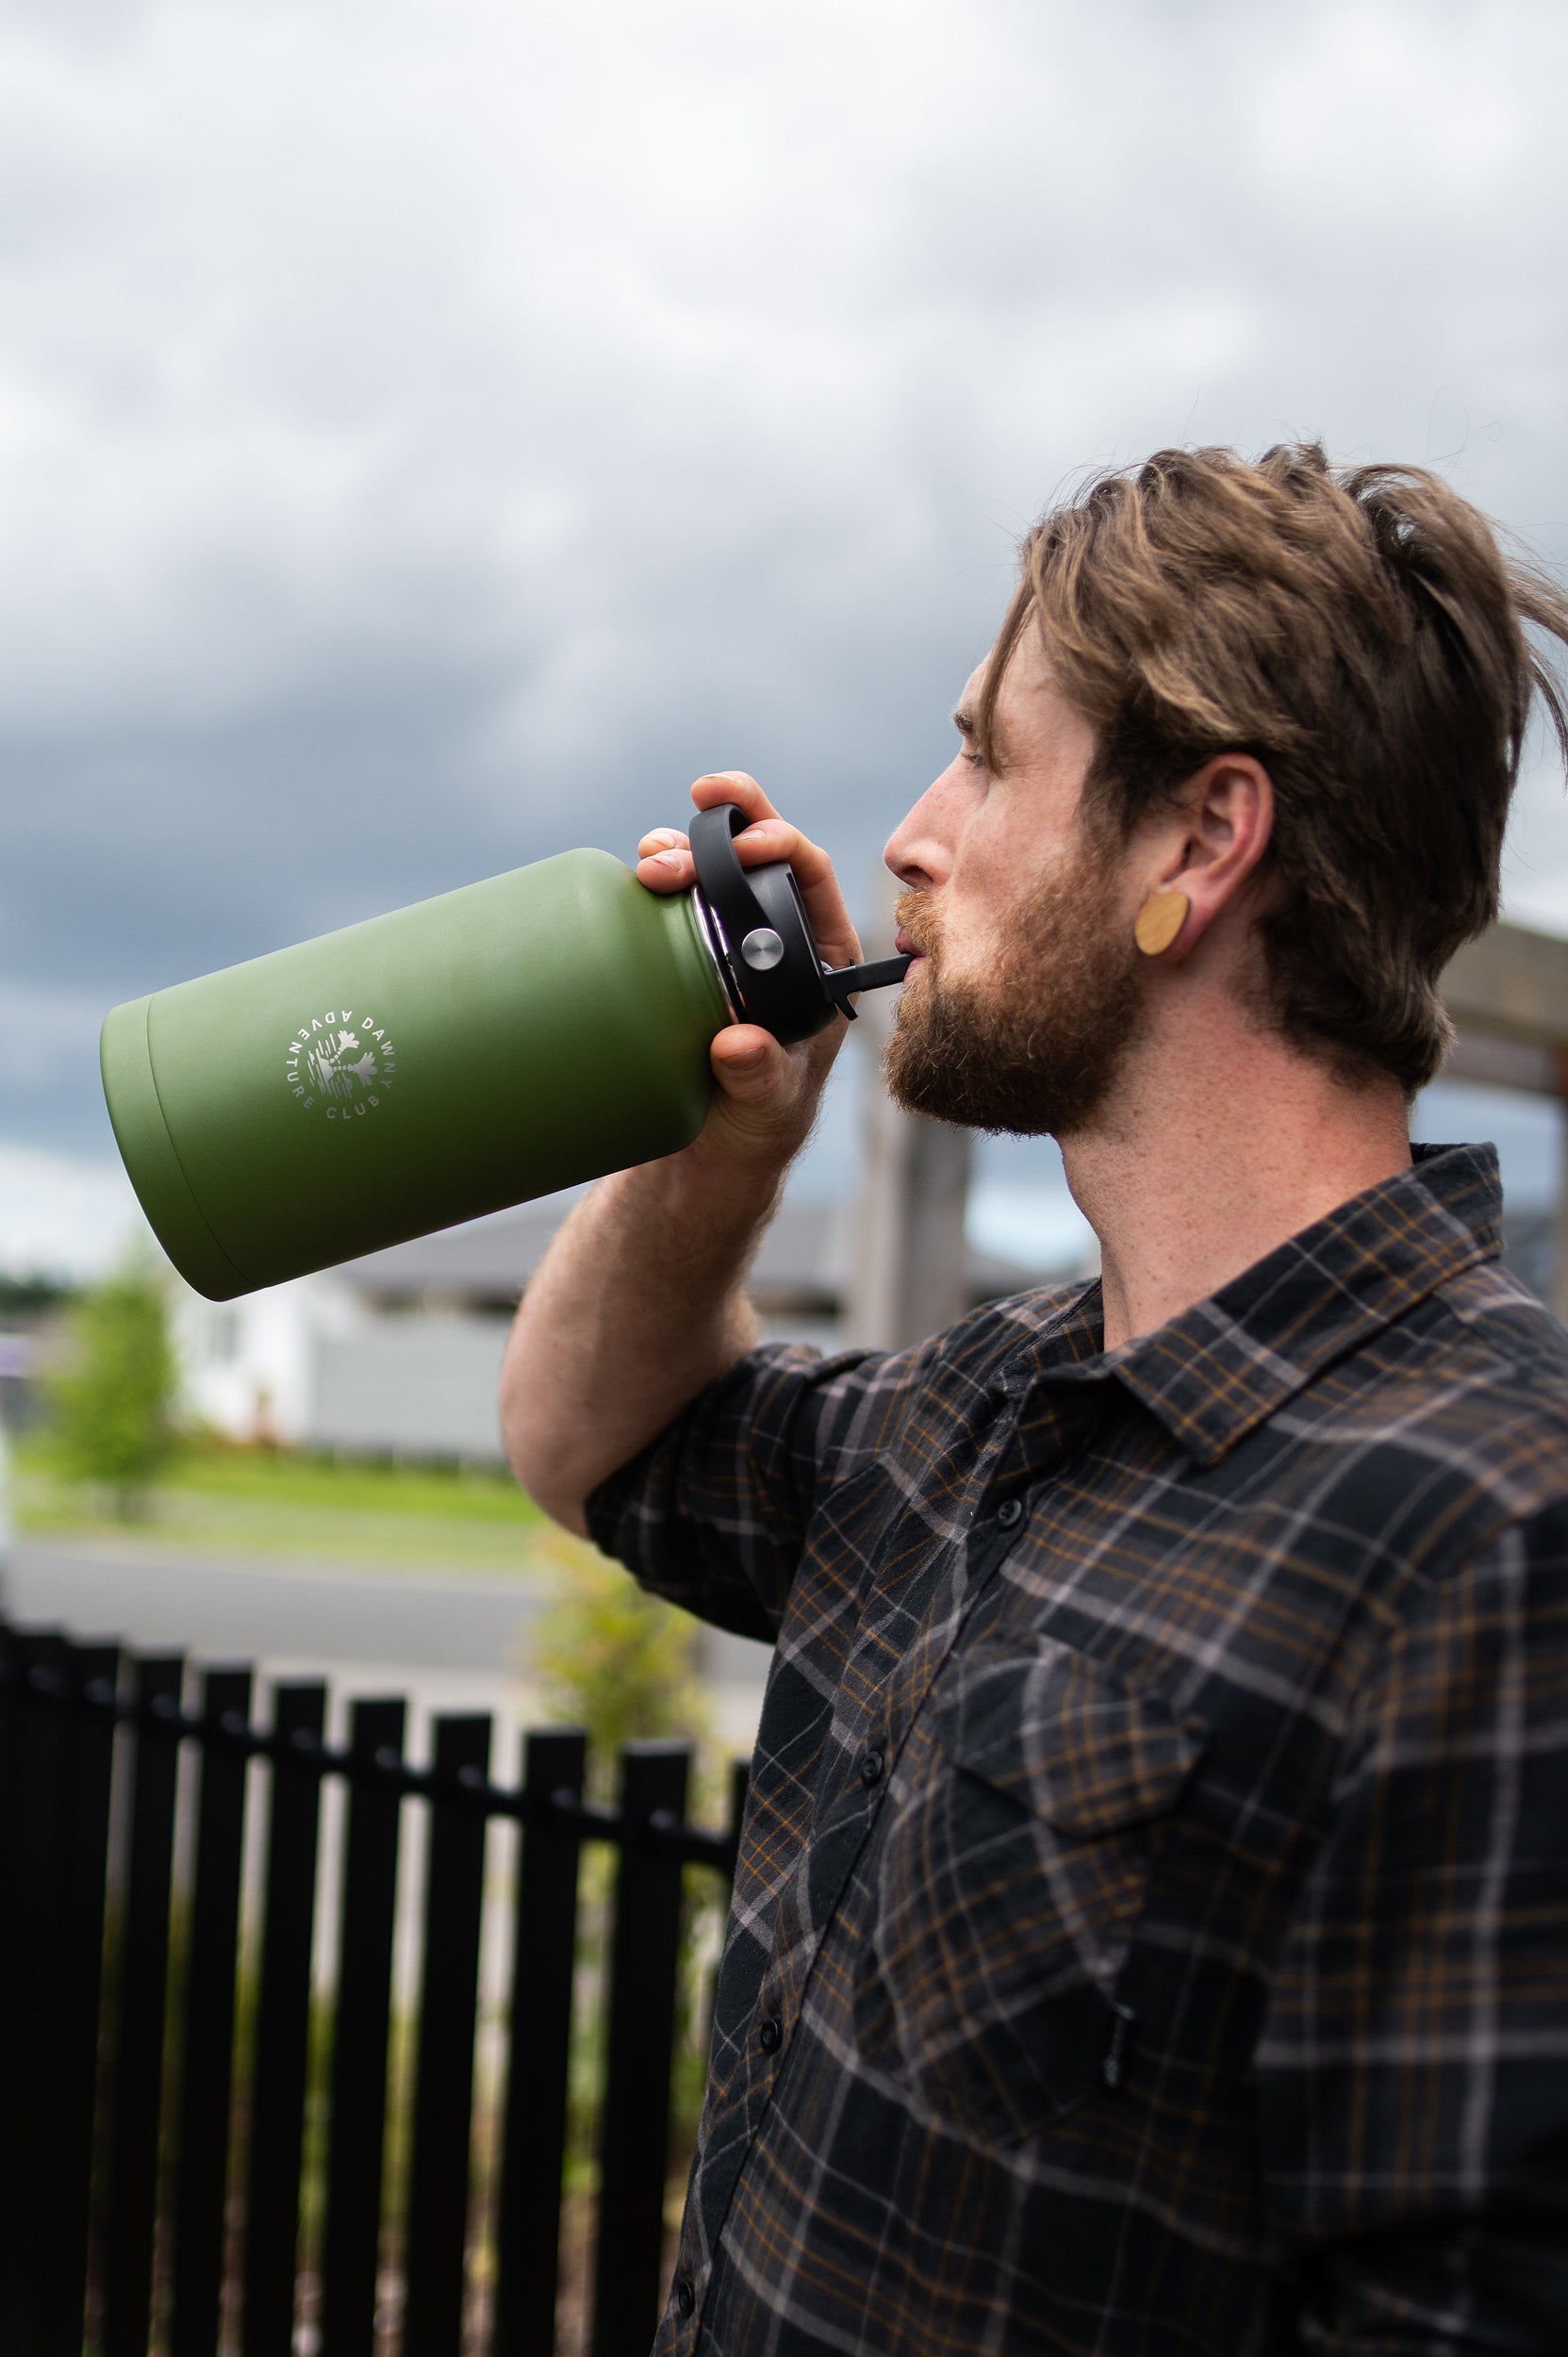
[884,849,1144,1137]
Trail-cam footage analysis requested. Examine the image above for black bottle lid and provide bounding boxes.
[688,802,912,1047]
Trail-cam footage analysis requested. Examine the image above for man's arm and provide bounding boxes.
[499,771,860,1534]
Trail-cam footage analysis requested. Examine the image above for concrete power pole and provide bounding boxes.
[844,869,974,1351]
[1440,923,1568,1327]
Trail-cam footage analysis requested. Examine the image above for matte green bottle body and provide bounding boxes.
[101,851,730,1300]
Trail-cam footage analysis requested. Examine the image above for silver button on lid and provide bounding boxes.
[741,927,785,971]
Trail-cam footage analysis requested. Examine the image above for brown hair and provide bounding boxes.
[980,443,1568,1094]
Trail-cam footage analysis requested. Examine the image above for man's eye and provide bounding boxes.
[961,748,984,769]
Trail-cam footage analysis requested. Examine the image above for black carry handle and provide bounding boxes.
[687,803,913,1047]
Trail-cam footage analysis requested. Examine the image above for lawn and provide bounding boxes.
[12,1436,553,1574]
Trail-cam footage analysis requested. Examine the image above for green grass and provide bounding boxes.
[13,1435,554,1574]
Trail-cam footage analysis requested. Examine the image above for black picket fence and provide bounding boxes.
[0,1620,748,2357]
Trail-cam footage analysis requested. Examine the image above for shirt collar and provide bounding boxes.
[1015,1142,1502,1470]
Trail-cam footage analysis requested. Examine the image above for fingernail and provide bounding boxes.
[729,1044,766,1070]
[652,851,684,871]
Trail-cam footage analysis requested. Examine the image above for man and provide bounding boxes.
[502,444,1568,2354]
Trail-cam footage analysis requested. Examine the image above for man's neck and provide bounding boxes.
[1062,998,1412,1354]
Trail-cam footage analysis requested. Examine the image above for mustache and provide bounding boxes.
[893,887,940,959]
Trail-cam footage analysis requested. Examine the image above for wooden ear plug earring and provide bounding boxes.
[1134,889,1190,957]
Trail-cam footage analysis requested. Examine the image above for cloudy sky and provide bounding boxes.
[3,0,1567,1271]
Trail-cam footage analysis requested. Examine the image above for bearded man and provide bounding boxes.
[501,445,1568,2356]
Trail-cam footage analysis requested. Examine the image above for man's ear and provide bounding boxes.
[1134,754,1274,963]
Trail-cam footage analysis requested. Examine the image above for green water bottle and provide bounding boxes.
[100,803,910,1300]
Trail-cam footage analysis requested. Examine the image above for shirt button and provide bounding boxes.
[675,2278,696,2317]
[995,1496,1024,1529]
[859,1748,884,1786]
[758,2016,783,2052]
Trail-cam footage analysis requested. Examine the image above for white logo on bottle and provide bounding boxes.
[284,1011,399,1121]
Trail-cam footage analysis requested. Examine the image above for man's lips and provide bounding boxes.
[894,927,925,959]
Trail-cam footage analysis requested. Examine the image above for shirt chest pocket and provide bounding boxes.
[854,1634,1203,2146]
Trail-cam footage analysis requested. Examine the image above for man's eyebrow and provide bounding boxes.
[952,703,977,737]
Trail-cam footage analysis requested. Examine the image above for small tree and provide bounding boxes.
[531,1532,710,1784]
[47,1262,179,1517]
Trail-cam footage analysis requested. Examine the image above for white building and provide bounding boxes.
[173,1195,1048,1463]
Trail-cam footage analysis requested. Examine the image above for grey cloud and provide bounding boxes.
[1,0,1565,1163]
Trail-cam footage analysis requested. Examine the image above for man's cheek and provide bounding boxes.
[928,932,990,995]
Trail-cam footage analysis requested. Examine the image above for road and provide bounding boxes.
[6,1535,538,1672]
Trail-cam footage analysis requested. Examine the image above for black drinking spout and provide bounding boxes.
[821,952,915,1018]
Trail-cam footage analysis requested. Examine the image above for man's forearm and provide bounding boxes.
[499,771,861,1535]
[499,1149,783,1535]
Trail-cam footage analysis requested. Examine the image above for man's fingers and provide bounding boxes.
[688,771,778,823]
[727,820,860,970]
[710,1023,791,1106]
[688,778,860,970]
[635,775,861,967]
[635,825,694,893]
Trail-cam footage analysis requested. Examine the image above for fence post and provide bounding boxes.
[47,1638,123,2357]
[0,1631,121,2357]
[591,1742,691,2357]
[321,1696,407,2357]
[102,1651,187,2357]
[493,1725,588,2357]
[0,1628,70,2357]
[404,1711,493,2357]
[170,1665,255,2357]
[242,1680,328,2357]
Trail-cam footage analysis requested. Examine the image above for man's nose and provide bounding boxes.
[884,771,960,890]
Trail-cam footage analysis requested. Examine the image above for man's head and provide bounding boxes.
[884,443,1568,1132]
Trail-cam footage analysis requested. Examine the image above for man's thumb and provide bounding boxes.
[711,1026,787,1107]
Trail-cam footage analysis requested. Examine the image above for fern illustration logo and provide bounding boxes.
[284,1009,399,1122]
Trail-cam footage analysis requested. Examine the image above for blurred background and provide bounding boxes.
[2,0,1567,1725]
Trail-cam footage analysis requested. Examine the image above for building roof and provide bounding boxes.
[334,1193,1056,1314]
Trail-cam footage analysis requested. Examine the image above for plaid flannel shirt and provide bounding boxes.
[586,1143,1568,2356]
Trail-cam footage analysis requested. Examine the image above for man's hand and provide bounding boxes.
[500,772,856,1534]
[634,769,859,1186]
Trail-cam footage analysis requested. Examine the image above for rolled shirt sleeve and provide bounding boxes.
[583,1339,892,1642]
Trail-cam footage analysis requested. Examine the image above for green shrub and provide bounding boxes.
[45,1261,178,1518]
[531,1533,710,1784]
